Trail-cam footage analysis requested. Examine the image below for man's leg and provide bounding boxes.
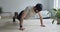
[19,18,25,30]
[13,16,16,22]
[19,11,27,30]
[13,12,18,22]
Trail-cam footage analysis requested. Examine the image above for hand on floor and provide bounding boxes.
[40,25,45,27]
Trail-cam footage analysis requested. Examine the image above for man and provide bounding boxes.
[13,3,45,30]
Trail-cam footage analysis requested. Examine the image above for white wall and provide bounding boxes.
[0,0,49,13]
[48,0,54,11]
[58,0,60,8]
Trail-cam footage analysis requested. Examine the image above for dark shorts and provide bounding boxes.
[17,11,24,20]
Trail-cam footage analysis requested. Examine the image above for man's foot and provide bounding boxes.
[19,28,25,30]
[40,25,45,27]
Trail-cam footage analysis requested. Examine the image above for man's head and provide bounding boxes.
[34,3,43,13]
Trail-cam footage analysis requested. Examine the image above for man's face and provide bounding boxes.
[35,10,40,13]
[36,8,41,13]
[34,7,40,13]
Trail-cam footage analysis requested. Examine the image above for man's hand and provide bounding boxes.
[40,25,45,27]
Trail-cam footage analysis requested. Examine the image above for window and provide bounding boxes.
[54,0,58,9]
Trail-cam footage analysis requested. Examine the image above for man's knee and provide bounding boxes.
[13,16,16,22]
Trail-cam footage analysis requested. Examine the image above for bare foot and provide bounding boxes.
[19,28,25,30]
[40,25,45,27]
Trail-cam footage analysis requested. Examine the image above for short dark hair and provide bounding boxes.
[35,3,43,11]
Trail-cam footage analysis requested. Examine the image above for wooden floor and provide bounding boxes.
[0,19,60,32]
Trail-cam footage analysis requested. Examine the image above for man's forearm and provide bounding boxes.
[38,12,43,25]
[40,16,43,25]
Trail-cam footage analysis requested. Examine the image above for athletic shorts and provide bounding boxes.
[17,11,24,20]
